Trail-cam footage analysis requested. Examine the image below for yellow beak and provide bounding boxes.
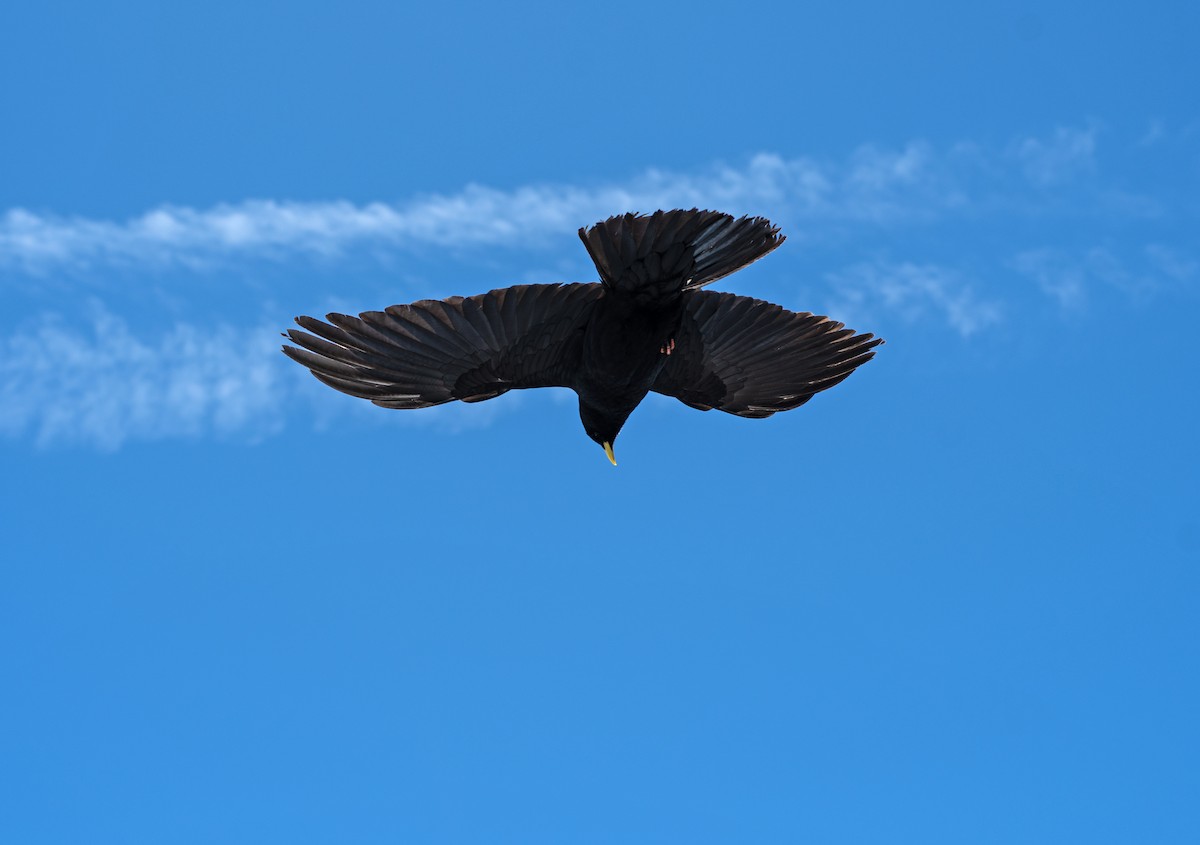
[602,441,617,466]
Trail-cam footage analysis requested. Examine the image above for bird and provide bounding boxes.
[282,208,883,465]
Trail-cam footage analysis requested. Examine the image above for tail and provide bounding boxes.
[578,209,784,305]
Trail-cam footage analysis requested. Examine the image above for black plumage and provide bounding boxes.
[283,209,883,464]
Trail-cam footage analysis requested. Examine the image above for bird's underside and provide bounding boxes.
[283,208,884,461]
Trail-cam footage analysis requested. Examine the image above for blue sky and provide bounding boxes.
[2,1,1197,842]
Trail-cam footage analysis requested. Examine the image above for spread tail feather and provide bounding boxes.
[578,209,784,305]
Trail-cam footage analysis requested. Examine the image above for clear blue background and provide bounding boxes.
[2,1,1197,842]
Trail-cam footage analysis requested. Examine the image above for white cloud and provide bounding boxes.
[0,306,531,450]
[1083,247,1157,297]
[0,308,286,449]
[1013,244,1196,309]
[821,262,1003,337]
[4,164,837,274]
[1145,244,1198,283]
[1010,125,1097,186]
[2,128,1105,276]
[1012,249,1088,309]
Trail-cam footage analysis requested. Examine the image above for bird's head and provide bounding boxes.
[578,399,632,466]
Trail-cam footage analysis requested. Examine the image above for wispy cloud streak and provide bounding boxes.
[0,153,912,273]
[0,308,527,450]
[821,262,1003,337]
[0,309,285,449]
[2,128,1105,275]
[1010,125,1098,186]
[1013,243,1197,310]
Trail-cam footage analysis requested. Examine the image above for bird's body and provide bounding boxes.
[577,290,681,429]
[283,209,883,464]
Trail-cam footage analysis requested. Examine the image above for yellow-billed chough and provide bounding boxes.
[283,209,882,465]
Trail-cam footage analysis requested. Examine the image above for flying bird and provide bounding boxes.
[283,209,883,465]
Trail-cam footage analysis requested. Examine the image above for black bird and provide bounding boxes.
[283,209,883,465]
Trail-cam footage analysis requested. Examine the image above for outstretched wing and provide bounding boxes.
[652,291,884,418]
[283,283,602,408]
[578,209,784,303]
